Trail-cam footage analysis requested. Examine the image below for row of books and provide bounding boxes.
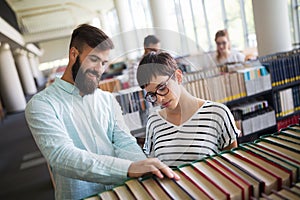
[239,108,276,136]
[98,78,122,93]
[230,100,269,115]
[231,100,276,136]
[84,124,300,200]
[113,87,153,131]
[277,113,300,130]
[260,48,300,87]
[183,66,271,103]
[273,85,300,118]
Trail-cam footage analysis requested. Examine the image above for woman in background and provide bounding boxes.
[214,29,245,65]
[137,52,240,167]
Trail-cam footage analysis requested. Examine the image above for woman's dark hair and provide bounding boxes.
[137,52,178,89]
[69,24,114,52]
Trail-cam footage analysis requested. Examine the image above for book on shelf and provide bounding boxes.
[98,190,118,200]
[230,100,276,136]
[154,176,193,199]
[112,184,135,200]
[124,178,152,200]
[289,124,300,131]
[240,143,299,183]
[232,148,292,187]
[259,135,300,152]
[178,164,230,200]
[140,176,171,200]
[236,65,271,96]
[264,187,300,200]
[253,140,300,165]
[260,49,300,87]
[172,168,213,200]
[204,158,255,200]
[192,160,245,200]
[220,151,281,195]
[281,128,300,138]
[272,132,300,144]
[210,155,263,198]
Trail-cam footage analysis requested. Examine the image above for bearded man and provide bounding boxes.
[25,24,179,200]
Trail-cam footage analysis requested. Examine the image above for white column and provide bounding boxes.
[149,0,174,30]
[14,48,37,95]
[114,0,139,59]
[252,0,292,56]
[28,52,45,87]
[0,43,27,112]
[148,0,187,55]
[99,11,110,34]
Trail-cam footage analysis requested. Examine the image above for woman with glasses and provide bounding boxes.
[214,29,245,66]
[136,52,240,167]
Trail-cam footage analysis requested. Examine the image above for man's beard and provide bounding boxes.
[72,56,101,95]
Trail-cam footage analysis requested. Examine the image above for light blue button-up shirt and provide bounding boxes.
[25,78,146,200]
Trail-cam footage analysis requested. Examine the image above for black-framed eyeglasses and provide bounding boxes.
[145,73,175,103]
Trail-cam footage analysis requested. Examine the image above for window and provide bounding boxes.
[289,0,300,47]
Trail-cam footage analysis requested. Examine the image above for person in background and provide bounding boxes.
[136,51,240,168]
[143,35,161,55]
[213,29,245,65]
[25,24,179,200]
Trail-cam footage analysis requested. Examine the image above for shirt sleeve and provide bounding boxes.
[110,96,147,161]
[143,115,155,158]
[25,96,134,184]
[219,103,240,149]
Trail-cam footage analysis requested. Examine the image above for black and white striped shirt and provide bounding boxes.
[143,101,240,167]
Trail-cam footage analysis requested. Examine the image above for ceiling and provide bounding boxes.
[5,0,114,43]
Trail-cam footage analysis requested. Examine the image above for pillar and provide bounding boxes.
[149,0,191,56]
[149,0,174,30]
[28,52,45,87]
[252,0,292,56]
[14,48,37,95]
[0,43,27,112]
[114,0,139,60]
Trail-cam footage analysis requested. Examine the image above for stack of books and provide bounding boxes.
[113,87,153,131]
[84,124,300,200]
[183,65,271,103]
[230,100,276,136]
[260,48,300,87]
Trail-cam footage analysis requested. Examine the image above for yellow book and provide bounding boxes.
[99,190,118,200]
[125,179,152,200]
[112,184,135,200]
[140,176,171,200]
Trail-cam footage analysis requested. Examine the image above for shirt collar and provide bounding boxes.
[54,77,79,94]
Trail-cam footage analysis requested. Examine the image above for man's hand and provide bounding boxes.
[128,158,180,180]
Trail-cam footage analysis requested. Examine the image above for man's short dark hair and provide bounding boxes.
[144,35,160,47]
[69,24,114,52]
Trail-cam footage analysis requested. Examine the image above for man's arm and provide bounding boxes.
[25,97,132,184]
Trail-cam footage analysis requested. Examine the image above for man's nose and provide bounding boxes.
[94,63,104,74]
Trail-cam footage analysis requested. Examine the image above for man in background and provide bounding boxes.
[143,35,161,55]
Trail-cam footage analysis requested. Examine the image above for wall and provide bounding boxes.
[39,37,70,63]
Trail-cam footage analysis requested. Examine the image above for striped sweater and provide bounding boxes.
[143,101,240,167]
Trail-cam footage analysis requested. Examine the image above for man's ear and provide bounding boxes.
[69,47,78,59]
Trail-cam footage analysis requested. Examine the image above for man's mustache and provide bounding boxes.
[86,69,101,79]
